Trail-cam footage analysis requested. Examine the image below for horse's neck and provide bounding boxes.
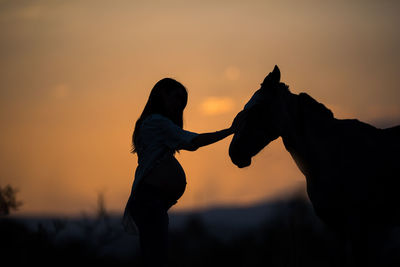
[280,93,333,177]
[280,93,303,150]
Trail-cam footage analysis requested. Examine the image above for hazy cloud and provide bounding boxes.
[200,97,235,116]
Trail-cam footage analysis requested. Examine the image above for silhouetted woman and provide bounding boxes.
[123,78,241,267]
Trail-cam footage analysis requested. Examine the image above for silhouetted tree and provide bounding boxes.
[0,184,22,216]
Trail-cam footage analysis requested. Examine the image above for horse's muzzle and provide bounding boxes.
[229,143,252,168]
[234,158,251,168]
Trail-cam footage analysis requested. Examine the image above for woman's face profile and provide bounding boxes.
[162,88,187,115]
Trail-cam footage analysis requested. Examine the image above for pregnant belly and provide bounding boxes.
[144,155,187,202]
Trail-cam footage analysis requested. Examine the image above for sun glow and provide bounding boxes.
[200,97,235,116]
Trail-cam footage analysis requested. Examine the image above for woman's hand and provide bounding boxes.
[229,110,246,134]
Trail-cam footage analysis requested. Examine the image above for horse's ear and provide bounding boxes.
[272,65,281,83]
[262,65,281,88]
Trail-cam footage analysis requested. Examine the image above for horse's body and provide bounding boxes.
[229,66,400,264]
[282,94,400,232]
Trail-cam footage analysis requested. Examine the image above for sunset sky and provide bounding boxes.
[1,0,399,216]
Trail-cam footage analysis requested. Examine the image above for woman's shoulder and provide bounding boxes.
[143,114,171,124]
[141,114,173,130]
[147,113,167,120]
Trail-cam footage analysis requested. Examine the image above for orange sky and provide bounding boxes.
[1,0,399,216]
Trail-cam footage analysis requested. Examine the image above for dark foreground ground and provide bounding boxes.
[1,192,399,267]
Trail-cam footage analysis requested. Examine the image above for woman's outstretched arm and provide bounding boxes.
[185,128,233,151]
[184,110,246,151]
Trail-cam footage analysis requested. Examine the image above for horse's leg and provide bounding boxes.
[349,214,374,267]
[368,226,400,267]
[352,230,368,267]
[336,213,352,266]
[339,235,353,267]
[343,213,368,267]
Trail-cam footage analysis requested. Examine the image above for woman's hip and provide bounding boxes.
[130,182,184,216]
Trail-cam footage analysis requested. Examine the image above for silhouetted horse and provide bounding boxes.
[229,66,400,266]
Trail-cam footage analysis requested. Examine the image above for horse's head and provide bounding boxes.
[229,65,289,168]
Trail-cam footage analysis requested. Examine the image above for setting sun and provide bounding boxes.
[200,96,235,116]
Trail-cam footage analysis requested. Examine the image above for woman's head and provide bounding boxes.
[131,78,188,153]
[151,78,188,117]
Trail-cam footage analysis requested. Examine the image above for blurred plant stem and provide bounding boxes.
[0,184,23,216]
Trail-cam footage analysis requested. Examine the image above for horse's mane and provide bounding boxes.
[278,82,290,94]
[298,92,334,120]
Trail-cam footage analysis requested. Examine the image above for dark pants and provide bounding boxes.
[130,183,177,267]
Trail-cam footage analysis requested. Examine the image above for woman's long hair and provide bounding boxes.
[131,78,188,154]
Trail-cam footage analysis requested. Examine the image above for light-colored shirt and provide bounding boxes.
[122,114,198,234]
